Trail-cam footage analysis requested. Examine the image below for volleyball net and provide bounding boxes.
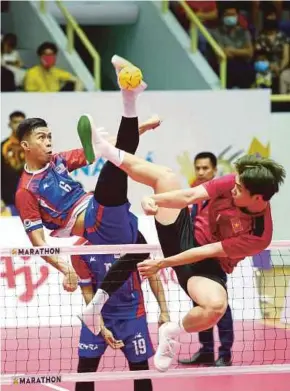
[1,241,290,386]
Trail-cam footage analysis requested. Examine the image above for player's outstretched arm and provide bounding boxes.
[28,228,78,292]
[138,242,227,277]
[142,184,210,215]
[148,273,170,326]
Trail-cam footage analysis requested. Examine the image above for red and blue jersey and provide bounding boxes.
[15,149,92,237]
[71,239,145,320]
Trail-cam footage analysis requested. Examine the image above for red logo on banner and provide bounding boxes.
[0,257,49,302]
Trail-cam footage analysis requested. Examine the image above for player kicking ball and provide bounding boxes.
[77,110,285,373]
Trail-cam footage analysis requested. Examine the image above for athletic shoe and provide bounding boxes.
[77,114,106,164]
[178,349,215,366]
[154,322,180,372]
[111,54,147,92]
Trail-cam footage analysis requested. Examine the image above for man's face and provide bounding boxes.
[9,115,25,135]
[40,48,57,69]
[194,158,216,183]
[22,127,53,166]
[231,174,261,208]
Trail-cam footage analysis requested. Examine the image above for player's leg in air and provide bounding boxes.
[78,55,161,331]
[77,118,228,371]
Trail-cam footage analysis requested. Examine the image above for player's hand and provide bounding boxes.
[101,326,124,349]
[63,267,78,292]
[138,259,163,278]
[141,197,158,216]
[158,311,170,327]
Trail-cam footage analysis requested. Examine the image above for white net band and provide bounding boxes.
[1,240,290,257]
[1,364,290,385]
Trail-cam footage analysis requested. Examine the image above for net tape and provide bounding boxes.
[1,240,290,257]
[1,364,290,385]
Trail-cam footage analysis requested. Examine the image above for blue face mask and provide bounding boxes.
[254,61,270,73]
[223,16,238,27]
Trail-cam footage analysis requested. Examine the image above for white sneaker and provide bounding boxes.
[77,302,102,335]
[154,322,180,372]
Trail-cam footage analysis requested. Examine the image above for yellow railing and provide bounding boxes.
[162,0,290,103]
[162,0,226,88]
[40,0,101,90]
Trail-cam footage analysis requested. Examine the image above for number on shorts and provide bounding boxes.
[104,263,112,272]
[133,338,146,355]
[59,181,72,193]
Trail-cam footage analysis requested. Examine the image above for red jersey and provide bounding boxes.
[201,174,273,261]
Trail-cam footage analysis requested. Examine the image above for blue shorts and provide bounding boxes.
[78,315,154,363]
[84,197,138,245]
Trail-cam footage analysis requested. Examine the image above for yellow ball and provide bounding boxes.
[118,66,143,90]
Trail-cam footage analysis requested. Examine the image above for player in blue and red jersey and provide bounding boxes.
[71,237,169,391]
[14,55,160,292]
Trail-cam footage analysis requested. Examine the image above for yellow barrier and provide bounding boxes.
[162,0,226,88]
[271,94,290,102]
[162,0,290,103]
[40,0,101,90]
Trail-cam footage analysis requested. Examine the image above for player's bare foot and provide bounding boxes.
[139,115,162,136]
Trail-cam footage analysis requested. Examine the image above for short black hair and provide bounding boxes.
[37,42,58,56]
[9,111,26,121]
[194,152,217,168]
[16,118,48,141]
[255,48,270,60]
[235,155,286,201]
[2,33,17,48]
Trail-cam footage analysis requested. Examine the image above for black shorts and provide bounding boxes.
[155,208,227,296]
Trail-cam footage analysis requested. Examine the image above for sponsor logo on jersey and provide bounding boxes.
[79,343,99,350]
[55,163,66,174]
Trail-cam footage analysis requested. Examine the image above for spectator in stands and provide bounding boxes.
[24,42,83,92]
[255,9,290,93]
[1,33,26,88]
[178,152,234,367]
[1,66,16,91]
[210,5,254,89]
[280,68,290,94]
[1,111,26,214]
[253,49,272,89]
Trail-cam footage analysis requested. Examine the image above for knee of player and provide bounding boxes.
[159,169,180,187]
[207,298,227,320]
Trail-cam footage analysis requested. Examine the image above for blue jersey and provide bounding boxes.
[72,248,145,320]
[15,149,91,237]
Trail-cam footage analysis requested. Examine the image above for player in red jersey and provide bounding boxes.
[76,120,285,371]
[15,55,160,293]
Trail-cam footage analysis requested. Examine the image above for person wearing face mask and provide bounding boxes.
[24,41,83,92]
[255,10,289,93]
[253,49,272,89]
[210,5,254,89]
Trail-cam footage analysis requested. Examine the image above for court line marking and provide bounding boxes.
[43,384,70,391]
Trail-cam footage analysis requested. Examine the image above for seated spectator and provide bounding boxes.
[255,9,290,93]
[24,42,83,92]
[1,111,26,213]
[253,49,272,89]
[280,68,290,94]
[1,65,16,91]
[1,33,26,88]
[210,5,254,89]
